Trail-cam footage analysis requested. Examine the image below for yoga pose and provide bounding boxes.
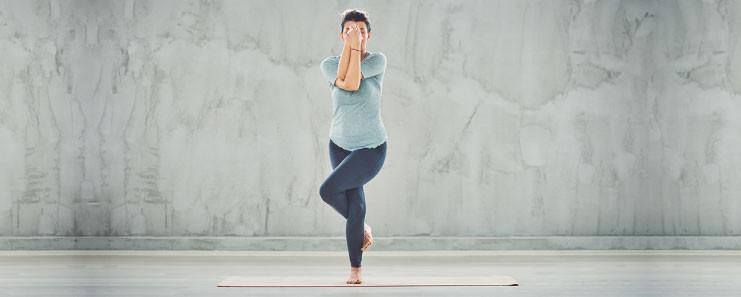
[319,9,388,285]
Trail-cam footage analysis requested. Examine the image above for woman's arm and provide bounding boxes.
[336,38,351,80]
[340,49,362,90]
[333,25,363,91]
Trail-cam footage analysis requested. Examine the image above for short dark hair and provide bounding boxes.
[339,9,371,33]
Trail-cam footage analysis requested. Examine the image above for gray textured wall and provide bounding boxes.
[1,0,741,248]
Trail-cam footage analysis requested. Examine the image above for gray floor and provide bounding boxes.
[1,250,740,297]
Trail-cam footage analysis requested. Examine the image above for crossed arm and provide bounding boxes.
[334,41,363,91]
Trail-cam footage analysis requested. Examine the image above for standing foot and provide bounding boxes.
[347,266,362,284]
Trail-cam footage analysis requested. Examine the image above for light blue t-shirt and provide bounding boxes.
[320,51,388,151]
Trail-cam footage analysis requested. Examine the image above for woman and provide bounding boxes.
[318,9,388,285]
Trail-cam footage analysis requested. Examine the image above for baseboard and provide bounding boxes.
[0,236,740,250]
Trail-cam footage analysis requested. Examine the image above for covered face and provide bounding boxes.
[340,20,371,48]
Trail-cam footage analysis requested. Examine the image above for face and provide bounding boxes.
[340,20,371,50]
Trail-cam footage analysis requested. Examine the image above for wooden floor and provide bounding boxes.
[0,250,739,296]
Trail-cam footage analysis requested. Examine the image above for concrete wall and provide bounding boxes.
[2,0,741,249]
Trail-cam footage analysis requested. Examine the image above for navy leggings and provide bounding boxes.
[319,138,387,268]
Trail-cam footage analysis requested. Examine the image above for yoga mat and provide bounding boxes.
[217,275,518,287]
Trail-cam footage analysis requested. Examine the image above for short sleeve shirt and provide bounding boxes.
[320,51,387,151]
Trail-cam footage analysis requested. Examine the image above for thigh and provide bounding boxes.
[329,139,351,169]
[323,144,387,194]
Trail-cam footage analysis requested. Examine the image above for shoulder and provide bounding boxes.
[365,52,386,69]
[369,51,386,62]
[321,55,340,65]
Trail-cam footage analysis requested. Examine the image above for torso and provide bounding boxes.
[324,51,387,151]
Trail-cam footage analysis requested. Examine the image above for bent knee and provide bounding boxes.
[319,182,335,200]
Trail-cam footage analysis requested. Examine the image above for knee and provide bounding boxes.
[319,182,334,202]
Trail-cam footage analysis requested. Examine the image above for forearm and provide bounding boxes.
[337,41,351,80]
[344,49,362,90]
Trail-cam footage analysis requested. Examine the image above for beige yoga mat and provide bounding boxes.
[217,275,518,287]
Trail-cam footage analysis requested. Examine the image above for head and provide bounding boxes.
[339,9,371,52]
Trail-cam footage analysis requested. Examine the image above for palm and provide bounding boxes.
[348,27,362,47]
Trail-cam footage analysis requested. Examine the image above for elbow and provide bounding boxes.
[338,85,359,92]
[336,79,360,92]
[347,79,361,91]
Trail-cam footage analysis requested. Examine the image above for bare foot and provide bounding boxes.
[346,266,362,284]
[361,223,374,252]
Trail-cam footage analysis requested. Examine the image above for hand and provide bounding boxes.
[348,24,362,49]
